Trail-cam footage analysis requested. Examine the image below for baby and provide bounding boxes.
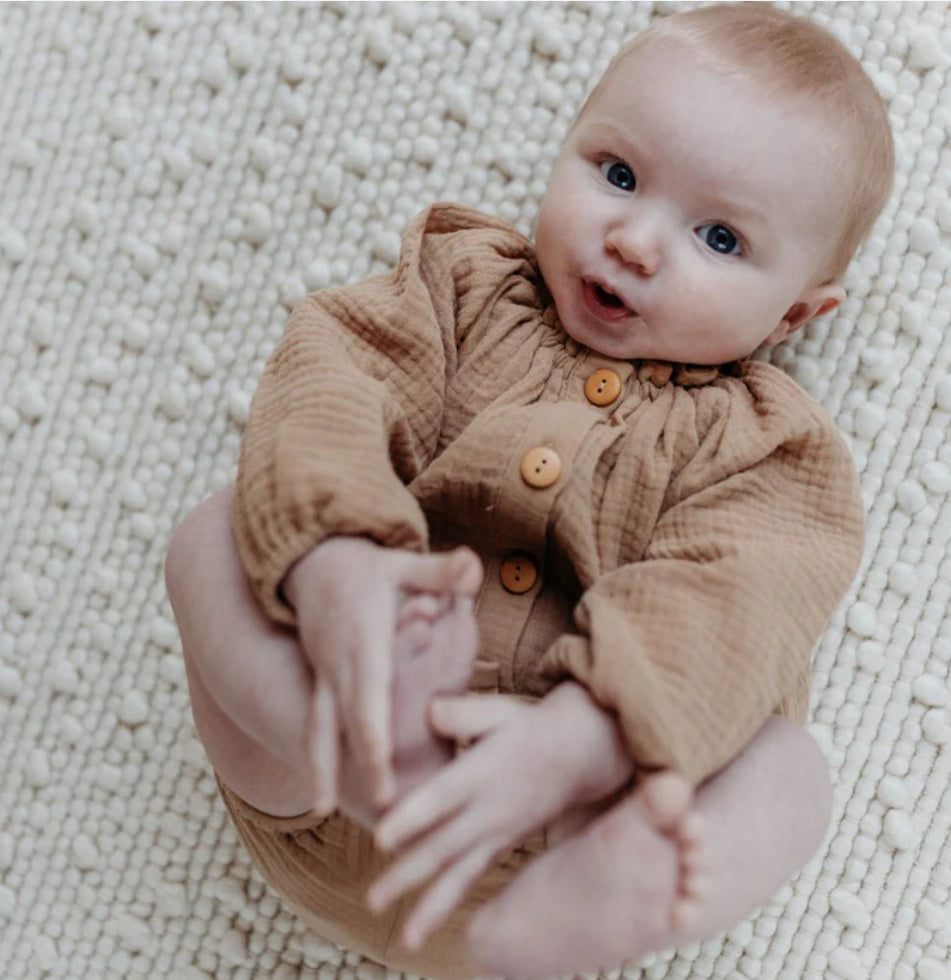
[165,5,894,978]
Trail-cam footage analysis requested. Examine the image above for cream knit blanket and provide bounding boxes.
[0,3,948,979]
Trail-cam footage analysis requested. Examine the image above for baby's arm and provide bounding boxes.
[539,381,865,788]
[229,214,513,815]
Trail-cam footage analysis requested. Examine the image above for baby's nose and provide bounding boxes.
[605,219,661,276]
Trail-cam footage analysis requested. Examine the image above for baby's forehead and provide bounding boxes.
[588,40,839,151]
[591,43,851,188]
[603,36,827,116]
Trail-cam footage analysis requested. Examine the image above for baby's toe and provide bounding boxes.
[393,619,433,660]
[677,812,704,849]
[397,593,447,627]
[671,895,703,936]
[641,771,693,830]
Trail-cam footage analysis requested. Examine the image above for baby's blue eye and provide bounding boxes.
[696,223,741,255]
[600,160,636,192]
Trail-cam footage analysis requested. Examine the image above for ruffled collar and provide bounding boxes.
[637,360,721,388]
[541,301,728,389]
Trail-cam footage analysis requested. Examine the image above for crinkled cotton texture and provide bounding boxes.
[227,203,865,977]
[234,203,864,788]
[2,3,950,979]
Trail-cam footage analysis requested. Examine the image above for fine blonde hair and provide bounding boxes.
[580,3,895,281]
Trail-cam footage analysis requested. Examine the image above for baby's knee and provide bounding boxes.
[165,489,235,601]
[795,723,833,831]
[762,716,833,832]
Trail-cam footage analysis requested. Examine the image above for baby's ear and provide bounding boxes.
[766,283,846,346]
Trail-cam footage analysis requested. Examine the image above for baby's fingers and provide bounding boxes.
[401,846,494,951]
[395,547,483,598]
[340,613,396,808]
[375,766,466,853]
[368,812,476,914]
[346,663,396,809]
[396,593,451,628]
[311,680,339,816]
[429,693,527,742]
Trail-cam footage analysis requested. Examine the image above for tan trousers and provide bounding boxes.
[218,779,545,980]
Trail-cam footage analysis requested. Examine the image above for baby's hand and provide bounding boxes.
[367,682,634,950]
[365,689,574,949]
[283,538,482,815]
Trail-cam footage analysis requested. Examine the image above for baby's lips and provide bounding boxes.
[583,278,637,321]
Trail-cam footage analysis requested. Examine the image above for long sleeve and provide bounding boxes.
[232,204,537,623]
[541,369,865,785]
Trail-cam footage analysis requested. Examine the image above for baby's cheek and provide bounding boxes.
[674,277,723,329]
[679,289,746,360]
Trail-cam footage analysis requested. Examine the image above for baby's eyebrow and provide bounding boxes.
[706,194,768,231]
[582,121,637,154]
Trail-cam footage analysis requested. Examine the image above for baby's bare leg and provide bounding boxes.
[167,490,478,821]
[468,715,832,978]
[167,492,316,798]
[183,643,318,816]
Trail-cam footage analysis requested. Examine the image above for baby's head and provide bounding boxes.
[535,3,895,365]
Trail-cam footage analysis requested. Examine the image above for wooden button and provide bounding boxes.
[520,447,562,488]
[500,555,537,594]
[584,368,622,406]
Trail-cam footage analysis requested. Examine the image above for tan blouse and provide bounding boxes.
[233,203,864,785]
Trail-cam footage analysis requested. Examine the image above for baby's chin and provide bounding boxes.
[561,315,751,366]
[560,317,648,362]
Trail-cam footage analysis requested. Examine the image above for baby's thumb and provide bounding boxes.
[399,547,483,596]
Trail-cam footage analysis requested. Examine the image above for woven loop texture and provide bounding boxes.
[0,2,949,978]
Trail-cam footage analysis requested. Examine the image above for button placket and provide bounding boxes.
[482,403,598,692]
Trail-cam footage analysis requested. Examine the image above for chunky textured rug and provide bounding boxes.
[1,2,949,978]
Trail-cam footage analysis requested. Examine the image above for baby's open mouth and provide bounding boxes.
[594,283,625,308]
[583,279,636,321]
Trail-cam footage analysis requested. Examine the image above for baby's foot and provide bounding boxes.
[467,772,706,978]
[639,772,707,936]
[337,593,480,827]
[389,594,479,792]
[395,592,451,630]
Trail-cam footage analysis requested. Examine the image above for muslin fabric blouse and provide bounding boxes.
[233,203,863,785]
